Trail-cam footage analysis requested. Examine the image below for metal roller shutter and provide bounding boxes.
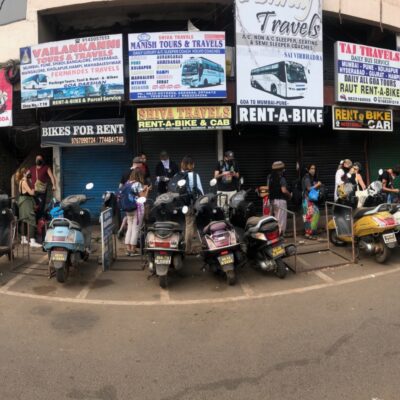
[302,128,366,201]
[224,126,298,210]
[141,131,217,195]
[368,133,400,182]
[62,146,132,218]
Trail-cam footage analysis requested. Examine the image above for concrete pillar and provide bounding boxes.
[52,146,61,200]
[217,129,223,160]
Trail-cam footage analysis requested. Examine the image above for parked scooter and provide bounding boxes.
[328,202,398,263]
[145,183,188,289]
[0,192,16,260]
[229,189,295,278]
[194,180,244,285]
[43,183,94,283]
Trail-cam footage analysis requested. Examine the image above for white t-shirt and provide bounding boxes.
[334,169,345,201]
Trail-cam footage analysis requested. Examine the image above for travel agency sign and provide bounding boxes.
[235,0,324,124]
[335,41,400,106]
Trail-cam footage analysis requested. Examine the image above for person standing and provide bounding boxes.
[155,151,179,195]
[180,156,204,255]
[124,169,149,256]
[138,152,151,186]
[120,156,144,187]
[379,166,400,203]
[334,159,352,202]
[268,161,292,235]
[352,162,366,191]
[214,151,240,208]
[16,168,42,248]
[29,154,57,222]
[302,164,322,240]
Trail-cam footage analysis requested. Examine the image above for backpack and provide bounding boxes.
[168,171,202,204]
[118,182,137,212]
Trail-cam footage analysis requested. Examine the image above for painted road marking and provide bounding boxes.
[0,256,48,292]
[314,270,336,283]
[1,265,400,307]
[76,266,104,299]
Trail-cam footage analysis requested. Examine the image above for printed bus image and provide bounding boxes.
[22,74,48,90]
[250,61,308,98]
[181,57,224,88]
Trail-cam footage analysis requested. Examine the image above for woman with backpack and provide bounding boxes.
[302,164,322,240]
[180,156,204,255]
[124,169,149,256]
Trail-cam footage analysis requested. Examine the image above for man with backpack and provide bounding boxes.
[214,151,240,208]
[155,151,179,195]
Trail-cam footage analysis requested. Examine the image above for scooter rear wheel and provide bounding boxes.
[226,270,236,286]
[159,275,168,289]
[55,265,69,283]
[375,238,391,264]
[275,258,288,279]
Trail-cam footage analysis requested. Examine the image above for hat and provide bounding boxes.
[224,151,234,159]
[132,156,143,164]
[272,161,285,170]
[160,150,168,158]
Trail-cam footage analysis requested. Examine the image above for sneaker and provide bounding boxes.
[21,236,29,245]
[29,239,42,248]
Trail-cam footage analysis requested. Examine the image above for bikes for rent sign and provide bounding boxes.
[20,34,124,109]
[128,31,227,100]
[0,69,13,127]
[332,106,393,132]
[235,0,324,125]
[137,106,232,132]
[335,42,400,106]
[40,119,126,147]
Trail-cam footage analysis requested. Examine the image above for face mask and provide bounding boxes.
[36,159,44,166]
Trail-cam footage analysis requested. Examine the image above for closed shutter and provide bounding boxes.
[224,127,297,210]
[302,128,366,201]
[62,146,132,218]
[368,133,400,182]
[141,131,217,195]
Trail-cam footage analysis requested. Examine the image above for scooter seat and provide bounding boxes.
[203,221,229,234]
[148,222,182,232]
[352,207,379,220]
[51,219,82,231]
[246,217,262,228]
[245,216,278,233]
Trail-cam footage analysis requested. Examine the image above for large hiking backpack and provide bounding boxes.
[118,182,137,212]
[168,171,202,203]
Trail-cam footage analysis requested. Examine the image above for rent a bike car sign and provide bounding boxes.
[235,0,324,124]
[19,34,124,109]
[128,31,227,100]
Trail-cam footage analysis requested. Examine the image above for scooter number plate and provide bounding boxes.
[271,246,285,258]
[218,254,234,266]
[155,255,171,265]
[383,233,397,244]
[51,252,67,262]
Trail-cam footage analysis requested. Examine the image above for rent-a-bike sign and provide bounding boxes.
[128,31,227,100]
[332,106,393,132]
[137,106,232,132]
[20,34,124,109]
[40,119,126,147]
[235,0,324,125]
[0,69,13,127]
[335,41,400,106]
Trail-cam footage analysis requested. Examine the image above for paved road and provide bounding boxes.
[1,259,400,399]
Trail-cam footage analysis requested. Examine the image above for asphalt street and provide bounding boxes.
[1,256,400,399]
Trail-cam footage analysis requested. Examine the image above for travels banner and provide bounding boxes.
[335,41,400,106]
[128,32,227,100]
[40,119,126,147]
[0,69,13,127]
[137,106,232,132]
[20,34,124,109]
[332,106,393,132]
[235,0,324,125]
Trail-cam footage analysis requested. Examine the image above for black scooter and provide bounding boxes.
[229,190,295,279]
[0,193,16,261]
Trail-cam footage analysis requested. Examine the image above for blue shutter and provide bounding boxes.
[62,146,132,219]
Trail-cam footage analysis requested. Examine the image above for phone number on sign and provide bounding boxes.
[71,136,125,145]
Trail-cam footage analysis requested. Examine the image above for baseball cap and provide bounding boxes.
[132,156,143,164]
[224,151,234,159]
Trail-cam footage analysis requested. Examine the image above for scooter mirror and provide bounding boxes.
[85,183,94,190]
[137,197,147,205]
[182,205,189,215]
[378,169,383,176]
[177,179,186,188]
[240,177,244,185]
[210,179,217,187]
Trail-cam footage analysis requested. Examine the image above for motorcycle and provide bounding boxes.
[194,180,244,286]
[145,183,188,289]
[328,201,398,263]
[43,183,94,283]
[229,189,296,279]
[0,192,16,261]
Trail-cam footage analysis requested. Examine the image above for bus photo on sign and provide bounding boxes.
[250,61,308,99]
[181,57,225,88]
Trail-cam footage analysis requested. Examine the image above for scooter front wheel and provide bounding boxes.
[329,230,346,247]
